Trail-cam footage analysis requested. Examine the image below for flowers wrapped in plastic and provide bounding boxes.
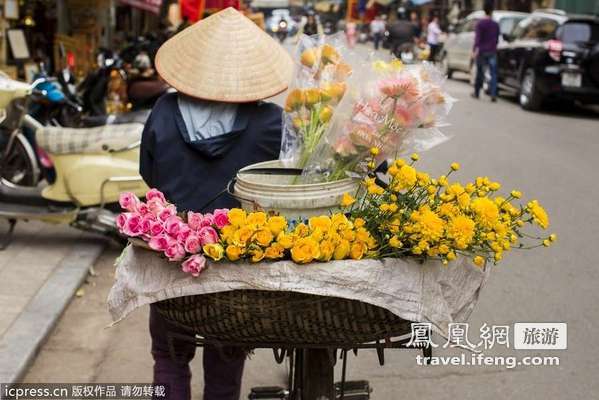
[279,34,353,168]
[117,154,556,277]
[299,60,455,182]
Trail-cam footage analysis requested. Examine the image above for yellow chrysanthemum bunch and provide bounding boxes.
[211,209,378,264]
[343,152,555,267]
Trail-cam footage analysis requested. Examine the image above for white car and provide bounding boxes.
[441,10,528,81]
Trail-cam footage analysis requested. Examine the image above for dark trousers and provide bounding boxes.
[428,43,440,62]
[149,305,245,400]
[474,52,498,98]
[373,33,383,50]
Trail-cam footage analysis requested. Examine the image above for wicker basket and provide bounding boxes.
[155,290,412,347]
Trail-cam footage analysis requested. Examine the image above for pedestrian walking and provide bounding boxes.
[427,13,442,62]
[471,1,500,102]
[370,15,386,50]
[346,20,357,48]
[140,8,292,400]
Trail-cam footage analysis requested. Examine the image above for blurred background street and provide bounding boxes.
[0,0,598,399]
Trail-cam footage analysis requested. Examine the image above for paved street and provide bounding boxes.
[18,52,599,399]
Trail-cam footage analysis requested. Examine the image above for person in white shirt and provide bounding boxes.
[370,15,386,50]
[427,14,442,62]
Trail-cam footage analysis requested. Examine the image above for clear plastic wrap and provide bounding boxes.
[279,33,354,168]
[300,61,456,182]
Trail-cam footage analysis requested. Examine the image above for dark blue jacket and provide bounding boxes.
[140,93,282,212]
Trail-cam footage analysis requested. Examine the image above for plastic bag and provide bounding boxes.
[279,33,354,168]
[300,60,456,182]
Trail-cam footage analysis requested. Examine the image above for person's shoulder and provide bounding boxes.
[252,101,283,120]
[152,91,178,112]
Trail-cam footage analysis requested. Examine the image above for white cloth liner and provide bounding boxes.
[107,245,490,338]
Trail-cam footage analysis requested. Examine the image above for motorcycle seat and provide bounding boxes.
[36,123,144,155]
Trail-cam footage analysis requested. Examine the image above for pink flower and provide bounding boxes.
[181,254,207,277]
[184,234,202,254]
[149,234,170,251]
[158,205,177,222]
[146,188,166,203]
[148,198,165,216]
[116,213,128,231]
[140,215,153,234]
[187,212,205,231]
[378,75,419,100]
[177,225,192,243]
[122,214,143,237]
[200,213,214,228]
[164,215,184,237]
[213,209,230,229]
[137,202,150,215]
[149,220,164,237]
[119,192,140,212]
[165,242,186,261]
[198,226,219,246]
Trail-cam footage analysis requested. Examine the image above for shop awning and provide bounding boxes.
[119,0,162,14]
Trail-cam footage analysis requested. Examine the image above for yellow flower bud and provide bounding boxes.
[549,234,557,242]
[411,153,419,161]
[450,162,460,171]
[543,239,551,247]
[473,256,485,267]
[511,190,522,199]
[319,105,333,123]
[300,48,318,67]
[370,147,380,156]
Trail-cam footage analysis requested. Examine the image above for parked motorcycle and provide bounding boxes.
[0,75,148,248]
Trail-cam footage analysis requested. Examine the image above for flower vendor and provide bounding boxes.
[139,8,292,400]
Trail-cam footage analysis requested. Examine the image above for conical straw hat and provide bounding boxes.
[155,8,293,102]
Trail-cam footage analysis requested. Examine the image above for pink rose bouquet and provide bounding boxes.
[116,189,230,277]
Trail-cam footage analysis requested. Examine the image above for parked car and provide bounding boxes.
[441,10,529,81]
[497,10,599,110]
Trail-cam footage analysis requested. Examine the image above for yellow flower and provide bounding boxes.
[291,237,320,264]
[303,88,321,107]
[411,207,445,242]
[233,226,254,247]
[334,239,351,260]
[410,153,419,161]
[394,165,417,190]
[309,215,332,232]
[511,190,522,199]
[277,232,295,249]
[527,200,549,229]
[318,239,335,261]
[319,105,333,123]
[471,197,500,228]
[450,162,460,171]
[389,236,402,248]
[267,216,287,236]
[294,223,310,237]
[220,225,237,244]
[300,48,318,67]
[284,89,306,112]
[203,243,224,261]
[340,193,356,207]
[250,247,265,262]
[543,239,551,247]
[447,215,475,249]
[331,213,352,231]
[350,242,368,260]
[227,208,247,227]
[473,256,485,267]
[353,218,365,228]
[321,44,340,64]
[246,211,267,228]
[388,165,399,176]
[264,243,285,260]
[225,245,244,261]
[389,59,404,70]
[549,234,557,242]
[253,228,274,247]
[489,182,501,191]
[446,251,456,261]
[370,147,380,156]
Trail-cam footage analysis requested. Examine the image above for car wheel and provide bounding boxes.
[440,53,453,79]
[519,68,543,111]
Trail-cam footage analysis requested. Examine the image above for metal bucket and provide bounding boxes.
[233,160,359,220]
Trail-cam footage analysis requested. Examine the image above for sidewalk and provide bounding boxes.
[0,220,105,383]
